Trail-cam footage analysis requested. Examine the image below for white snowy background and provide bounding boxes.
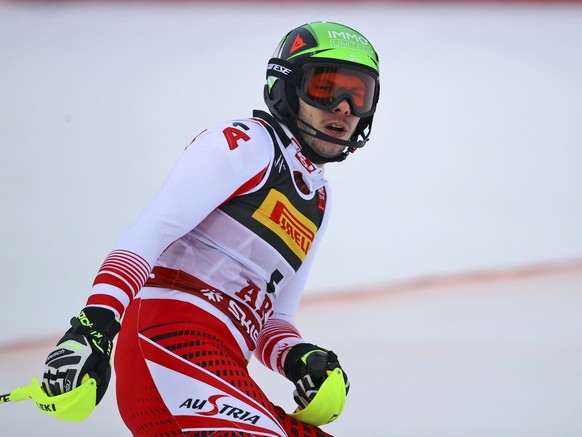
[1,1,581,436]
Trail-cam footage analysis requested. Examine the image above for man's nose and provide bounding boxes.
[333,99,351,115]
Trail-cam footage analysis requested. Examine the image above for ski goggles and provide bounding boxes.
[297,64,378,118]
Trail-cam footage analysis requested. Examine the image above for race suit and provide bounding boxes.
[85,110,334,436]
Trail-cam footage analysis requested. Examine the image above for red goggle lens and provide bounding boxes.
[300,66,377,117]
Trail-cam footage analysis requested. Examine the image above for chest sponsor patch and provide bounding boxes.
[252,189,317,261]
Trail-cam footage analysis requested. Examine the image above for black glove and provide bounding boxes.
[283,343,350,409]
[42,306,120,405]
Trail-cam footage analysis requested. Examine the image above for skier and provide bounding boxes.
[41,21,380,436]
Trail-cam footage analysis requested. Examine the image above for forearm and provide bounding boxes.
[254,315,303,375]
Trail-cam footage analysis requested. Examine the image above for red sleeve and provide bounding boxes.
[254,316,303,375]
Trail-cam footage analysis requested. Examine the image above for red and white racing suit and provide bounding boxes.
[85,110,334,436]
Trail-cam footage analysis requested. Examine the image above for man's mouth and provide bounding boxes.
[324,122,348,137]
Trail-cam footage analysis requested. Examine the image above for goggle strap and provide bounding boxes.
[266,58,301,85]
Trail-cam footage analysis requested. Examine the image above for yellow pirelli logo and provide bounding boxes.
[252,189,317,261]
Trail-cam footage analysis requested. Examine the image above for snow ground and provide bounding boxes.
[1,265,581,436]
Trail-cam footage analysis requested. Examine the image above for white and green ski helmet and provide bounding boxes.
[264,21,380,162]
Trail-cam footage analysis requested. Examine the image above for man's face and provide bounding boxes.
[296,98,360,161]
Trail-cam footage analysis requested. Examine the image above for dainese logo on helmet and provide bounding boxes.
[267,63,292,76]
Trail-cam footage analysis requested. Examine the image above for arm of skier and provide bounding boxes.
[42,120,273,405]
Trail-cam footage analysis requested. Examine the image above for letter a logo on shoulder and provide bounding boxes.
[290,34,307,54]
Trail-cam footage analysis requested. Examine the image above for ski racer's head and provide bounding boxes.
[264,21,380,164]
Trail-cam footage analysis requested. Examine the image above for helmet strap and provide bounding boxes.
[288,114,368,164]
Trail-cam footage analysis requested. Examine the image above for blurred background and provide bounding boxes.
[1,0,581,435]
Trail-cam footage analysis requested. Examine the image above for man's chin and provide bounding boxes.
[313,143,347,159]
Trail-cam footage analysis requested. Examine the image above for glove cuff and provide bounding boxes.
[72,306,121,339]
